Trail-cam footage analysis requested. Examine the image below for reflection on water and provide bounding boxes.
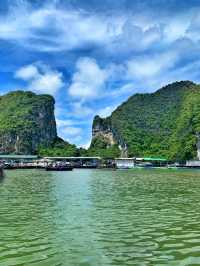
[1,169,200,265]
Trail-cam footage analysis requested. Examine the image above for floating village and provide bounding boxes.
[0,154,200,175]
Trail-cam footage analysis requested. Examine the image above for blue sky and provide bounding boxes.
[1,0,200,147]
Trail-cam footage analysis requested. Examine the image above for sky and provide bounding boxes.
[1,0,200,147]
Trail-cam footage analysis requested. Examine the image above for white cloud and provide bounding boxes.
[68,57,109,100]
[0,1,195,54]
[97,106,117,118]
[60,126,82,137]
[29,71,63,95]
[56,117,83,142]
[5,1,200,149]
[15,63,64,95]
[126,52,178,80]
[56,119,75,128]
[111,83,135,97]
[15,64,39,80]
[56,116,84,146]
[164,19,189,43]
[0,3,119,52]
[107,20,162,54]
[71,101,93,117]
[123,51,200,91]
[59,124,83,145]
[0,0,199,72]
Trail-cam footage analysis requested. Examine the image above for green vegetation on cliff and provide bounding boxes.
[91,81,200,160]
[38,137,79,157]
[0,91,52,130]
[0,91,57,154]
[0,90,79,156]
[3,81,200,160]
[88,136,120,158]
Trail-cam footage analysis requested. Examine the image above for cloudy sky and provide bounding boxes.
[1,0,200,147]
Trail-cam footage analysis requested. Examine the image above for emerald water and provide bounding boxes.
[1,169,200,265]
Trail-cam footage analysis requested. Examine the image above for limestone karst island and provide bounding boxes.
[2,0,200,265]
[1,81,200,169]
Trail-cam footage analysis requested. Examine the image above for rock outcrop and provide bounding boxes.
[91,115,127,157]
[92,116,116,146]
[0,91,57,154]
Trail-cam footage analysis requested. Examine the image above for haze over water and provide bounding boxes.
[1,169,200,265]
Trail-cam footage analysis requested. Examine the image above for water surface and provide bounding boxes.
[1,169,200,265]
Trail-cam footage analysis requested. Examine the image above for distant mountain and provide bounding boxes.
[0,91,77,155]
[90,81,200,160]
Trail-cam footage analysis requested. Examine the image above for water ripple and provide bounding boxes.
[0,169,200,265]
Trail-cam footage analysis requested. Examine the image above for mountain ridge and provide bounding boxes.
[90,80,200,160]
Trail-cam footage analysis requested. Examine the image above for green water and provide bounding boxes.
[1,169,200,265]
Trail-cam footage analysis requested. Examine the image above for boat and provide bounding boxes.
[78,164,97,169]
[45,162,73,171]
[4,165,38,170]
[136,162,154,168]
[46,165,73,171]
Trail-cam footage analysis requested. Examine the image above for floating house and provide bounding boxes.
[186,160,200,167]
[0,155,38,163]
[115,158,135,169]
[0,155,39,169]
[44,156,101,168]
[115,157,167,169]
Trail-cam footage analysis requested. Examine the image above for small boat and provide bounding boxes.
[136,162,154,168]
[46,166,73,171]
[4,165,36,170]
[45,162,73,171]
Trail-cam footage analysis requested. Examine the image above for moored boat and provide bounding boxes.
[46,165,73,171]
[0,166,3,177]
[45,162,73,171]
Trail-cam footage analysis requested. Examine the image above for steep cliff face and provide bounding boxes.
[91,81,200,160]
[92,116,116,146]
[87,115,120,158]
[0,91,57,154]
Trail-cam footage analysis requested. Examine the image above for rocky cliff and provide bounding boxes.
[92,116,116,146]
[90,81,200,160]
[0,91,57,154]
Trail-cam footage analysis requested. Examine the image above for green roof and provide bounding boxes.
[142,157,167,161]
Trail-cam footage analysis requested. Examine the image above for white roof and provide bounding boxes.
[115,158,135,160]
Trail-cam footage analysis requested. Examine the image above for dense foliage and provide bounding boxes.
[0,90,82,156]
[3,81,200,160]
[0,91,54,131]
[88,136,120,159]
[91,81,200,161]
[38,137,79,157]
[0,91,57,154]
